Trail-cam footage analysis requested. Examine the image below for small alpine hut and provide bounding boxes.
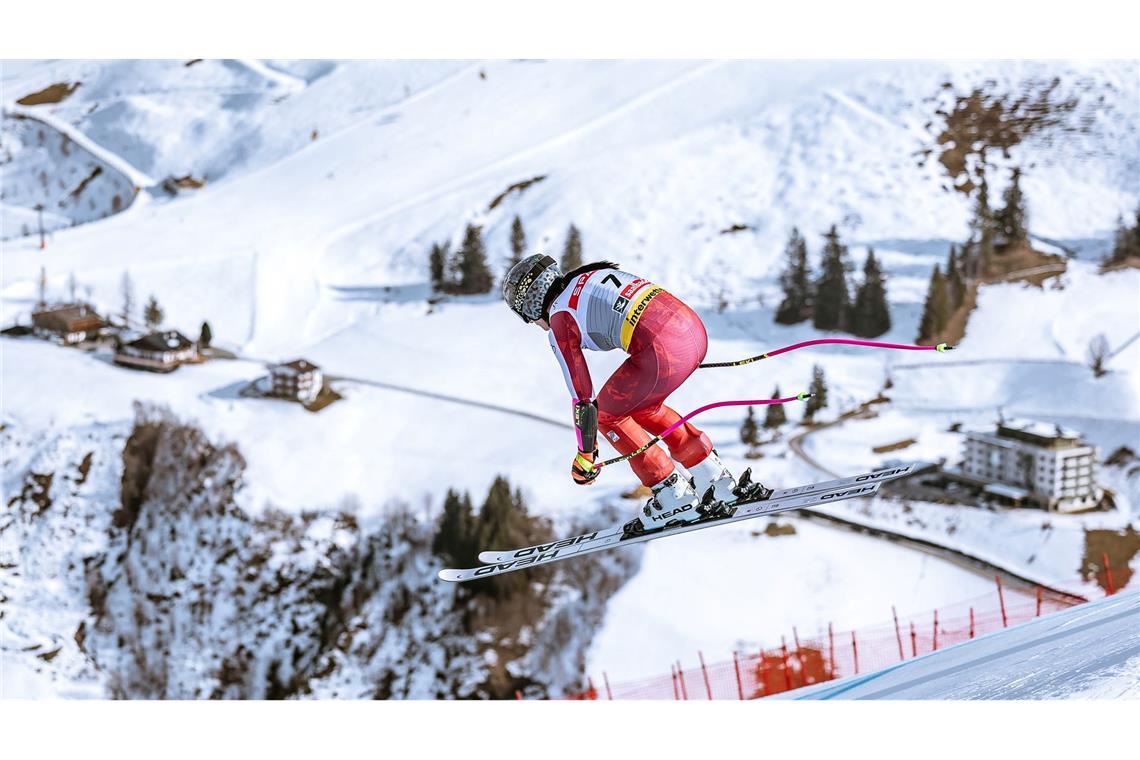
[114,330,197,372]
[31,303,105,344]
[270,359,323,403]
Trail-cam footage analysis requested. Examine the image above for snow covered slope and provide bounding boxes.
[3,60,1138,698]
[787,590,1140,699]
[1,60,472,185]
[4,60,1136,353]
[1,106,149,239]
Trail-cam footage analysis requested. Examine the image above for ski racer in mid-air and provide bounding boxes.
[502,255,770,535]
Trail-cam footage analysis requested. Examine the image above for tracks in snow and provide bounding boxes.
[3,103,157,189]
[235,60,307,93]
[319,60,724,252]
[326,373,570,431]
[234,352,569,431]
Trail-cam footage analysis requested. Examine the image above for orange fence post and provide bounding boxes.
[585,586,1094,700]
[758,649,769,697]
[780,636,793,691]
[698,651,713,700]
[996,575,1008,628]
[828,622,836,678]
[1103,552,1116,595]
[732,651,745,700]
[792,627,808,683]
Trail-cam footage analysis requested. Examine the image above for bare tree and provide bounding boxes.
[67,272,78,303]
[120,272,135,326]
[1087,334,1110,377]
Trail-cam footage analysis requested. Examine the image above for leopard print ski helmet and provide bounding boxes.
[503,254,561,323]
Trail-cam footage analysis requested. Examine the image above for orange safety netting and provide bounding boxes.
[561,578,1093,700]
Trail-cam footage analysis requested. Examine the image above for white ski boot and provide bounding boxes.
[688,449,738,506]
[623,472,701,537]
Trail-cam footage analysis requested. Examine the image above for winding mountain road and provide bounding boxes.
[786,408,1083,601]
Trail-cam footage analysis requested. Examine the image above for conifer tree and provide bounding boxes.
[971,175,994,237]
[143,295,164,329]
[1109,216,1129,265]
[1107,209,1140,265]
[945,245,966,309]
[456,224,493,294]
[917,265,951,344]
[509,215,527,268]
[199,321,213,348]
[813,225,852,332]
[475,477,533,599]
[1134,206,1140,258]
[740,406,759,447]
[446,239,464,291]
[429,241,449,292]
[561,224,583,271]
[775,228,813,325]
[804,365,828,422]
[432,489,477,567]
[851,248,891,338]
[969,176,998,275]
[763,387,787,429]
[995,167,1028,245]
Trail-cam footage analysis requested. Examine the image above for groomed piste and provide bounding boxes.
[785,590,1140,699]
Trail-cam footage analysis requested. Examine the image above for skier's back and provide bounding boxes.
[503,255,756,534]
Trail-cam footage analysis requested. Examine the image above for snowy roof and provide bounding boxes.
[964,431,1019,449]
[965,418,1085,449]
[984,482,1030,500]
[998,418,1081,441]
[124,330,193,352]
[275,358,320,373]
[31,303,104,329]
[32,303,96,319]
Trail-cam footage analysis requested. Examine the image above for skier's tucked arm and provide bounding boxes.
[549,312,600,485]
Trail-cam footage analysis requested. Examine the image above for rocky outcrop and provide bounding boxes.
[2,405,640,699]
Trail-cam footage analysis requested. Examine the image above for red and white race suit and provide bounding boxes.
[547,266,712,486]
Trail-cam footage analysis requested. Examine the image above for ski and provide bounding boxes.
[475,463,917,565]
[439,470,904,582]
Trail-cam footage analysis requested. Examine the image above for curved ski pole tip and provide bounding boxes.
[935,342,954,353]
[796,391,812,401]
